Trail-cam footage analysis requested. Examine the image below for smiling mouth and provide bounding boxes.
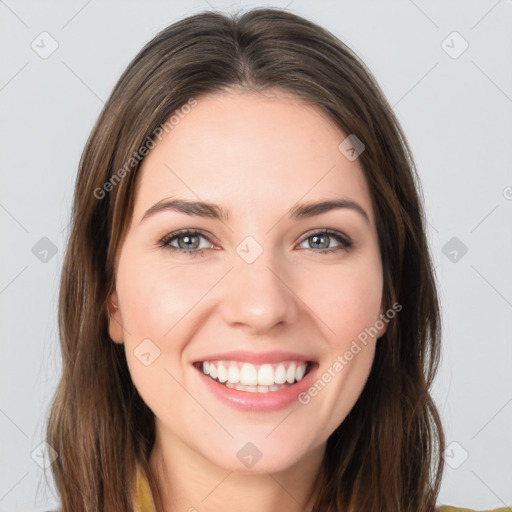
[193,360,314,393]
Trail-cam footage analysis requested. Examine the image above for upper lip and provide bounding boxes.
[193,350,316,365]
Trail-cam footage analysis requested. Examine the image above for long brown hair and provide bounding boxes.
[46,7,444,511]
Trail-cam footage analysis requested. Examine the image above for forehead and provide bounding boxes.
[133,89,374,224]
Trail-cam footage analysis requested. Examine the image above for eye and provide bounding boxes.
[158,228,353,258]
[158,229,214,258]
[297,229,352,254]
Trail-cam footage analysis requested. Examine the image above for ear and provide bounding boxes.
[107,289,124,344]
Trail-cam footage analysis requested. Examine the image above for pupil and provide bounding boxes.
[311,235,328,249]
[180,235,198,249]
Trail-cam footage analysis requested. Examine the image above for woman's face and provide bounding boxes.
[108,89,387,473]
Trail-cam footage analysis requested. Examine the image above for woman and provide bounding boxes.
[45,7,506,512]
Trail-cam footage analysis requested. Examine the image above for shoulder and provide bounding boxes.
[437,507,512,512]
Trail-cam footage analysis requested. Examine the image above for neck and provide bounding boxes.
[148,429,325,512]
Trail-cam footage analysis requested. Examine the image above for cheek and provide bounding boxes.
[115,252,221,394]
[117,249,210,337]
[299,262,382,433]
[117,265,193,419]
[298,257,383,346]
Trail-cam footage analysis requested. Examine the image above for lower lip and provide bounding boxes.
[194,364,317,412]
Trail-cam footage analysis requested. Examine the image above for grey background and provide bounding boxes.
[1,0,511,510]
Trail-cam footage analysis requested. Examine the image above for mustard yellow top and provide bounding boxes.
[133,463,157,512]
[133,462,510,512]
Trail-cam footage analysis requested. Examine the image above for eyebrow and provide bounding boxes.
[139,197,370,224]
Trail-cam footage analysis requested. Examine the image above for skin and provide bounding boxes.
[108,88,387,512]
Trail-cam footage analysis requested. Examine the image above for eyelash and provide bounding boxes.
[157,228,353,258]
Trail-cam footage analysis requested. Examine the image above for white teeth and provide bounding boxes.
[286,362,296,384]
[227,365,240,384]
[199,360,309,388]
[240,363,258,386]
[257,364,274,386]
[225,381,290,392]
[274,364,287,384]
[217,363,228,383]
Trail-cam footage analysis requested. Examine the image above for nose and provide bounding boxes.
[219,253,300,335]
